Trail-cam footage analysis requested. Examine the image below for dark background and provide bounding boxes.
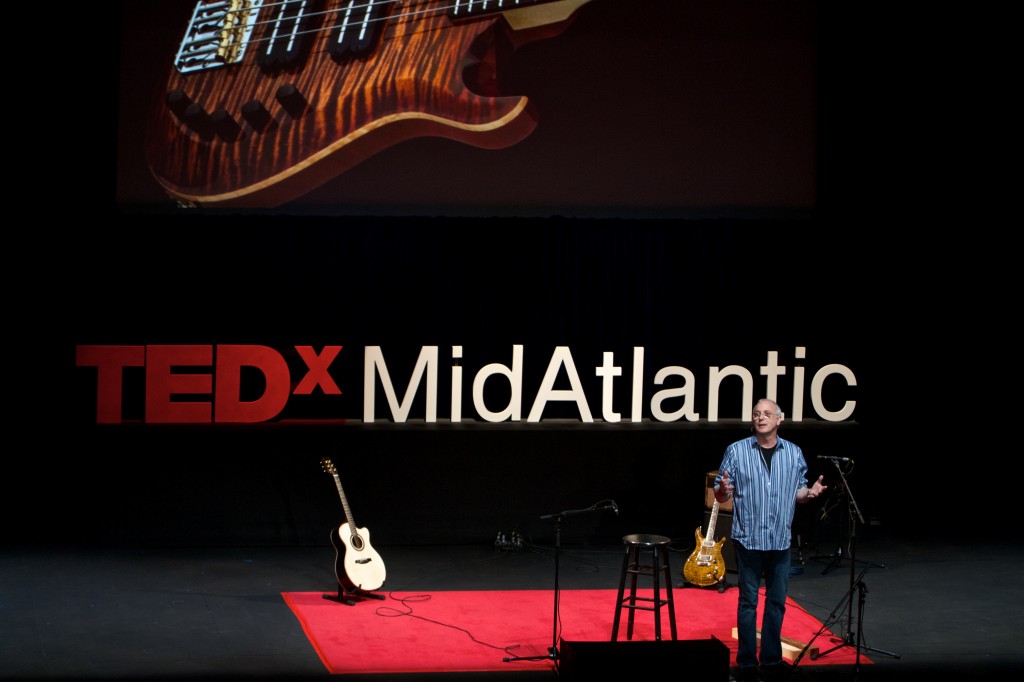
[11,1,1008,553]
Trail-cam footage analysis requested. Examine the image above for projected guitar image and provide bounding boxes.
[146,0,596,207]
[320,457,386,600]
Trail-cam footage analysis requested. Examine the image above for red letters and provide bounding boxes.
[76,344,342,424]
[214,345,290,423]
[146,345,214,423]
[75,345,145,424]
[293,346,343,395]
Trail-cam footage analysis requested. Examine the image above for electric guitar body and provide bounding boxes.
[146,0,596,207]
[683,499,728,588]
[321,458,385,592]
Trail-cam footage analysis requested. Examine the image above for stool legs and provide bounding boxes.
[611,541,677,641]
[653,544,662,641]
[611,544,632,641]
[627,545,640,640]
[654,544,678,640]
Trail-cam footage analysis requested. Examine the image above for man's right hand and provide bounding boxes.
[717,470,734,501]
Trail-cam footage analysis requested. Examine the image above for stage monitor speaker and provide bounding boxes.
[706,509,737,573]
[559,637,729,680]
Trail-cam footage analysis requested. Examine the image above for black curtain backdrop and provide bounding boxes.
[10,2,1007,551]
[25,220,929,551]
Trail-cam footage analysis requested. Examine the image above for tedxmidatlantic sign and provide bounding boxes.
[76,344,856,425]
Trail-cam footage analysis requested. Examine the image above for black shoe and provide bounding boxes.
[761,662,797,680]
[733,666,763,682]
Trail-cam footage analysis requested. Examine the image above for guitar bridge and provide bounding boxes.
[355,558,372,564]
[174,0,264,73]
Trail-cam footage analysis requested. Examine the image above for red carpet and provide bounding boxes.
[283,588,868,675]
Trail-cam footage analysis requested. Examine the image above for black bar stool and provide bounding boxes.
[611,533,678,641]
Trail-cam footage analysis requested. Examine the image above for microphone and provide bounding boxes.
[817,455,851,462]
[610,501,619,516]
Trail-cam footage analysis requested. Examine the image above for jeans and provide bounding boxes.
[734,542,791,668]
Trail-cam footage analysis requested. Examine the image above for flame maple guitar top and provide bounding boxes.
[145,0,593,207]
[682,526,727,587]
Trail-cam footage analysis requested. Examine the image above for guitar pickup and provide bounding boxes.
[328,0,388,60]
[174,0,264,73]
[257,0,323,72]
[450,0,545,20]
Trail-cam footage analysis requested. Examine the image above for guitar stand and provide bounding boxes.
[322,586,386,606]
[704,578,733,594]
[677,575,732,593]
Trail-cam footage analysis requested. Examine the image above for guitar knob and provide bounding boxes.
[166,89,192,118]
[211,107,242,141]
[183,102,214,140]
[242,100,273,131]
[276,83,308,118]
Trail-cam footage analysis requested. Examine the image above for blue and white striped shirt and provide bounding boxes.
[715,436,808,551]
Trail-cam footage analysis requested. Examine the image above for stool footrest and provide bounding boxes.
[618,603,666,613]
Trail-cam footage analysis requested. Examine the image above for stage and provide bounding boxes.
[3,531,1021,680]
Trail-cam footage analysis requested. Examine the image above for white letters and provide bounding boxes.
[364,346,438,422]
[596,351,623,423]
[810,363,856,421]
[707,365,754,421]
[791,346,806,421]
[650,366,699,421]
[528,346,594,422]
[630,347,644,423]
[362,345,855,424]
[472,345,524,422]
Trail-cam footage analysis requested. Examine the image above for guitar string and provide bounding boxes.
[187,0,547,53]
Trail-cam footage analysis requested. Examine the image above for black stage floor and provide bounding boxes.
[3,528,1022,681]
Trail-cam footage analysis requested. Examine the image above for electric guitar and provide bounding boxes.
[146,0,596,207]
[321,457,386,592]
[682,498,727,588]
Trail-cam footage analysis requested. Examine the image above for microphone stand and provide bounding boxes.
[504,501,617,666]
[815,459,885,576]
[812,460,900,668]
[792,563,869,670]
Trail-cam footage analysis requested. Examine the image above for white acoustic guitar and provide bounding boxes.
[321,457,386,592]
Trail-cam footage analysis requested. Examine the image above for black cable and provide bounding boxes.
[375,592,526,657]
